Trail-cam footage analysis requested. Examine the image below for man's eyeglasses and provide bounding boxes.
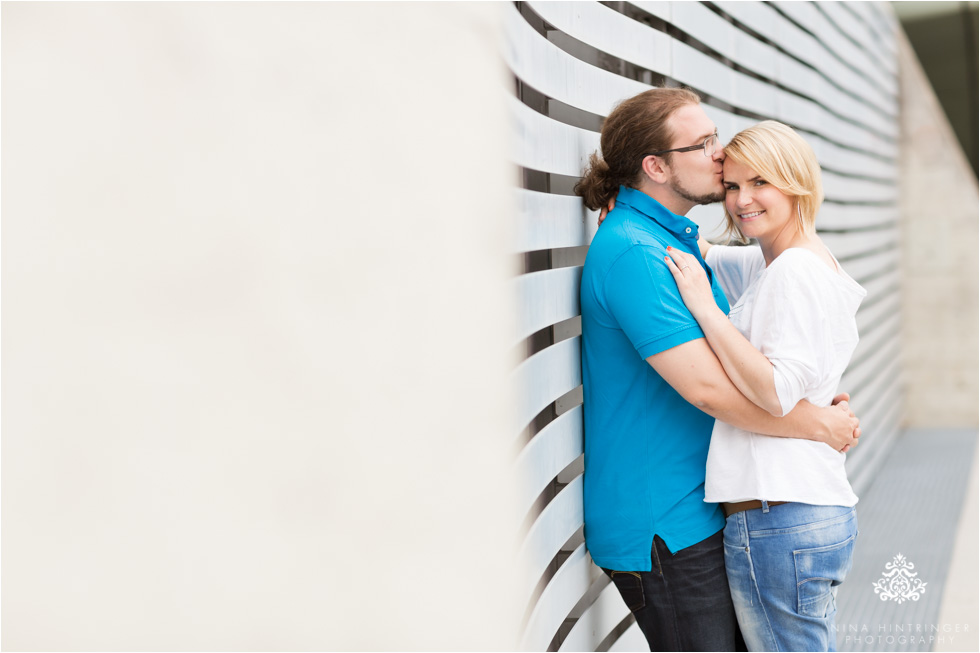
[646,132,720,158]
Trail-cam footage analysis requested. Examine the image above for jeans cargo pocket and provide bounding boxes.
[607,570,646,612]
[793,532,857,617]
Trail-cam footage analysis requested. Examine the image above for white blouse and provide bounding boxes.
[703,245,867,506]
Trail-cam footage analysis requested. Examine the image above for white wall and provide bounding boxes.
[2,3,523,650]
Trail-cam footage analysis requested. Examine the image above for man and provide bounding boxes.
[574,88,859,651]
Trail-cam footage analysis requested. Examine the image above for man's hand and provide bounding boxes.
[815,393,860,453]
[832,392,861,453]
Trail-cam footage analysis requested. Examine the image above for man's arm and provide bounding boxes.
[647,337,858,450]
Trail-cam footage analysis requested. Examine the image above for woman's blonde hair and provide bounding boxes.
[721,121,823,243]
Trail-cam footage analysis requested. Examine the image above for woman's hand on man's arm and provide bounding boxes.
[664,246,784,415]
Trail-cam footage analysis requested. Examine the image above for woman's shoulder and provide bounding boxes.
[767,247,867,301]
[769,246,836,275]
[707,243,764,267]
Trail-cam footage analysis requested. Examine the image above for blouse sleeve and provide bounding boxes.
[705,245,764,307]
[753,252,834,416]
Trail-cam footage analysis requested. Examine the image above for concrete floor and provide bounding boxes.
[835,428,979,652]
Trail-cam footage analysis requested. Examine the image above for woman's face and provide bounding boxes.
[722,158,795,243]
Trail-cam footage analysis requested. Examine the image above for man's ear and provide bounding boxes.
[641,154,670,184]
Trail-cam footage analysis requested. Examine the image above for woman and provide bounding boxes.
[664,121,865,651]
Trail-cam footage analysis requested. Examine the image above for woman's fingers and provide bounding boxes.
[665,246,697,272]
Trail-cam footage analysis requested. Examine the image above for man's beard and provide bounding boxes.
[669,177,724,206]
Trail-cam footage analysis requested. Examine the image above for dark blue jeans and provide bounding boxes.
[602,529,744,652]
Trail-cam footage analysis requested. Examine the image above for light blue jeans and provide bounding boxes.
[724,502,857,652]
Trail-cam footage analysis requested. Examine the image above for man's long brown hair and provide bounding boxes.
[574,87,702,211]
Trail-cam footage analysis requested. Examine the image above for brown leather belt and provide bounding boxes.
[723,500,788,518]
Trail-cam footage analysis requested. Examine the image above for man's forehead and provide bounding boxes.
[669,104,716,141]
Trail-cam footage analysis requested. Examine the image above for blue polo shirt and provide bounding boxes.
[581,186,731,571]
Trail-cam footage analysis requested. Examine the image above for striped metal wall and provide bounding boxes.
[507,2,903,650]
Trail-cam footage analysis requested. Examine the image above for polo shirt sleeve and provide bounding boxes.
[755,252,833,416]
[605,245,705,359]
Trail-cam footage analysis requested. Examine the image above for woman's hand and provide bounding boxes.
[597,199,616,227]
[665,246,718,320]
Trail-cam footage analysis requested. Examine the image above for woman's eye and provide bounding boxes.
[755,180,768,186]
[725,185,737,191]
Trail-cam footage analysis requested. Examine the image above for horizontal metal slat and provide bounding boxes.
[859,270,901,301]
[851,309,901,366]
[822,2,899,79]
[514,189,595,253]
[608,621,649,652]
[818,204,897,231]
[855,287,901,337]
[516,405,584,518]
[526,1,674,79]
[770,2,895,113]
[513,266,582,346]
[858,2,901,63]
[842,247,899,282]
[558,578,629,652]
[823,171,898,204]
[509,95,598,177]
[521,541,593,650]
[821,229,898,260]
[519,474,585,604]
[807,1,898,94]
[669,1,896,137]
[505,3,651,119]
[512,336,582,436]
[839,330,900,395]
[522,1,899,161]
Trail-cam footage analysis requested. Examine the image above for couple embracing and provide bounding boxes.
[578,88,866,652]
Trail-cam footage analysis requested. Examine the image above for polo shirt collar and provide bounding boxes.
[615,185,700,239]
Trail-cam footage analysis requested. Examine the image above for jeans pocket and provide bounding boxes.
[793,532,857,617]
[606,570,646,612]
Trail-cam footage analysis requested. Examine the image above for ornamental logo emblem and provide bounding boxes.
[872,553,927,603]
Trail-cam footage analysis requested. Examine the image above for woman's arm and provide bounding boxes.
[697,235,712,258]
[664,246,783,415]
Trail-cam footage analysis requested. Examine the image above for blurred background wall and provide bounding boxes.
[893,0,980,427]
[894,1,979,175]
[2,3,523,650]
